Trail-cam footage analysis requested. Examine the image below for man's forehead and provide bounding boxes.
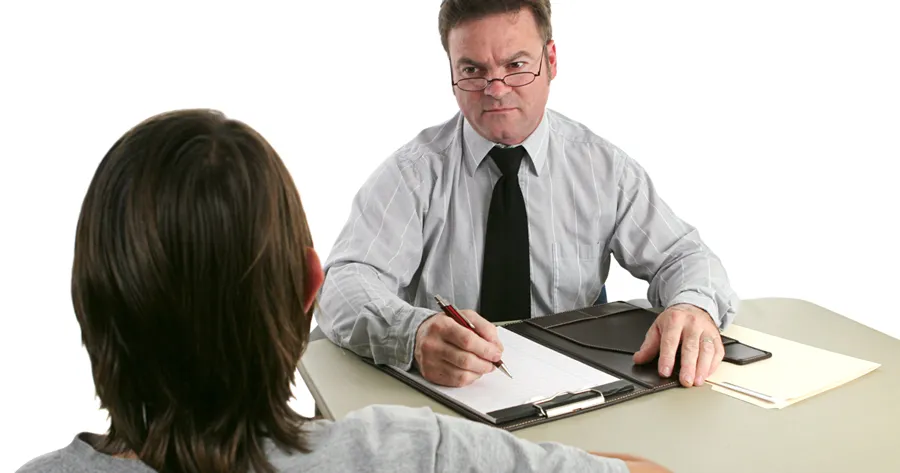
[447,10,541,59]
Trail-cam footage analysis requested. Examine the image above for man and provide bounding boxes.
[16,108,670,473]
[315,0,739,389]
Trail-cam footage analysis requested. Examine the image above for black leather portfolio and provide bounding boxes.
[371,300,771,431]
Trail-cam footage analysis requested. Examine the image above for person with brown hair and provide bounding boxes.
[317,0,740,390]
[15,109,670,472]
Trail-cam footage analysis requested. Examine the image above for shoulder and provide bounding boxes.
[545,109,614,148]
[15,449,68,472]
[272,405,442,472]
[351,114,462,205]
[322,405,628,473]
[15,437,96,473]
[545,109,631,167]
[544,109,621,156]
[333,404,442,438]
[383,113,463,182]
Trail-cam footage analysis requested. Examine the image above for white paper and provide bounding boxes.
[389,326,620,415]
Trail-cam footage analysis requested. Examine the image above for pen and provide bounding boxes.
[434,294,513,379]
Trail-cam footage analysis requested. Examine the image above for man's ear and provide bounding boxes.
[302,247,324,313]
[546,39,558,80]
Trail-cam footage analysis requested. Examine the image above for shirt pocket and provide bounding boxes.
[551,241,605,313]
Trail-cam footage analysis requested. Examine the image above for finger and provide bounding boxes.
[439,338,496,375]
[694,333,717,385]
[462,309,503,351]
[657,318,684,378]
[420,358,482,387]
[709,338,725,376]
[443,319,502,362]
[679,326,703,387]
[633,323,662,364]
[589,452,649,462]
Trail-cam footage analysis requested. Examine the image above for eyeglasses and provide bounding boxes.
[452,49,545,92]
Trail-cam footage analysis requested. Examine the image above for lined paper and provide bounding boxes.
[389,326,620,416]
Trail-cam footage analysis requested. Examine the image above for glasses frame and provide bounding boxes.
[451,47,547,92]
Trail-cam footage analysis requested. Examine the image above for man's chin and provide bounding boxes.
[489,130,527,145]
[480,123,520,142]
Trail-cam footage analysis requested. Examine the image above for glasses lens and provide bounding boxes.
[504,73,537,87]
[457,78,488,91]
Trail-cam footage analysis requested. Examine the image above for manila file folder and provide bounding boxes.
[706,324,881,409]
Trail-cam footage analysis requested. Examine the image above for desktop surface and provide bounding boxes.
[299,298,900,473]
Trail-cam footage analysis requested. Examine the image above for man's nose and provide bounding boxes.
[484,78,511,99]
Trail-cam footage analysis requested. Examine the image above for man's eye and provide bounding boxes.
[509,61,526,69]
[461,67,479,75]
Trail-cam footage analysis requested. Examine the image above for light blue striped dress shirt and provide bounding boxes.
[315,108,739,370]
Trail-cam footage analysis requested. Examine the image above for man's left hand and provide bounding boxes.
[633,303,723,387]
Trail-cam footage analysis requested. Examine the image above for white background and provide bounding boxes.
[1,1,898,470]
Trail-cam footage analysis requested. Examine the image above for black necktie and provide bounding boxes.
[479,146,531,322]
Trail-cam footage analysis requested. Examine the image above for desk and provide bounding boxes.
[299,298,899,472]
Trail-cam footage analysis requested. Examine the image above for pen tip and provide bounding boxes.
[499,364,513,379]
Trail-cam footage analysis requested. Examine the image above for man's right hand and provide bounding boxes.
[413,309,504,387]
[590,452,672,473]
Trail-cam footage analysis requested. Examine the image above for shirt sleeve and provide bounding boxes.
[609,149,740,328]
[314,155,437,369]
[339,405,630,473]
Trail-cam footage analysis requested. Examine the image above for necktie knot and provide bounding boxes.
[489,146,525,176]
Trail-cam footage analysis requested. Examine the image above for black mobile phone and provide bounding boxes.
[723,342,772,365]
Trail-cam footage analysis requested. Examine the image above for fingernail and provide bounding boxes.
[662,367,671,377]
[695,376,704,385]
[491,351,501,361]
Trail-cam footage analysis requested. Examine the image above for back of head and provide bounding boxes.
[438,0,553,53]
[72,109,315,473]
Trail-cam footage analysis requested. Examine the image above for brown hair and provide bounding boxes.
[72,109,315,473]
[439,0,553,53]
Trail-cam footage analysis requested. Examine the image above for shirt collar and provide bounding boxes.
[462,110,550,177]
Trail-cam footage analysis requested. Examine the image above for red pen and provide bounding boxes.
[434,294,513,379]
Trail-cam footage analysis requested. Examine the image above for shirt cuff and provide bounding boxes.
[667,291,721,329]
[393,308,440,371]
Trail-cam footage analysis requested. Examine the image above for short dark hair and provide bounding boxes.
[72,109,315,473]
[438,0,553,53]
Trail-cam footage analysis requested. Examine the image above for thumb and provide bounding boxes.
[633,324,661,364]
[462,309,504,352]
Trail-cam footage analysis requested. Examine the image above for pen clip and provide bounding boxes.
[434,294,475,328]
[530,388,606,418]
[434,294,452,309]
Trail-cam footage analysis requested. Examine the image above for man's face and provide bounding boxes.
[447,8,557,145]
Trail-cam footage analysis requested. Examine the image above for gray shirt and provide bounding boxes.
[316,108,739,369]
[16,405,628,473]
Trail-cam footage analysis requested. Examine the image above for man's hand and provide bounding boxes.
[590,452,672,473]
[633,303,724,387]
[414,310,504,387]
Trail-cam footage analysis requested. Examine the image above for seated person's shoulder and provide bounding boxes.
[16,449,66,473]
[297,404,629,473]
[385,114,461,170]
[15,436,101,473]
[546,109,623,157]
[283,405,443,472]
[313,404,441,447]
